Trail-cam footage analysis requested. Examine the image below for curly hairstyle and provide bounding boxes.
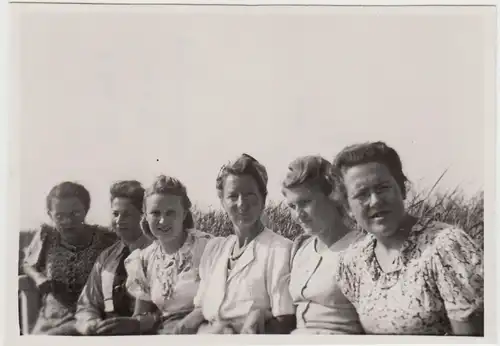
[282,155,346,217]
[109,180,145,212]
[216,153,268,201]
[282,155,336,195]
[46,181,91,214]
[140,175,194,239]
[331,141,409,199]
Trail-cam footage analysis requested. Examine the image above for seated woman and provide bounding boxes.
[124,175,212,334]
[22,182,116,335]
[75,180,151,335]
[282,156,364,335]
[175,154,295,334]
[332,141,484,335]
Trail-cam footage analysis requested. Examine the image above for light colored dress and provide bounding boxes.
[194,228,295,333]
[23,224,116,334]
[336,219,484,335]
[289,231,364,335]
[124,228,211,334]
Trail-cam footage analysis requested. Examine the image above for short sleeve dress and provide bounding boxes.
[289,231,365,334]
[23,224,116,334]
[124,228,212,334]
[336,219,483,335]
[193,228,295,333]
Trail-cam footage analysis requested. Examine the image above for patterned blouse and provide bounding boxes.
[124,229,211,325]
[336,218,483,335]
[23,224,116,333]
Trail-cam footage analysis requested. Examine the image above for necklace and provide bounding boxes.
[229,242,249,261]
[229,224,264,261]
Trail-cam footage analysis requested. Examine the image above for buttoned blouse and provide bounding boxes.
[289,231,364,334]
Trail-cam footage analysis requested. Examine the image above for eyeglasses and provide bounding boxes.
[52,211,85,221]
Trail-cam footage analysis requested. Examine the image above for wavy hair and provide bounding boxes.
[141,175,194,239]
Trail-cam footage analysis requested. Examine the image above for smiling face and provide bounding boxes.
[283,184,340,236]
[111,197,143,243]
[342,161,406,239]
[145,193,187,241]
[221,174,264,229]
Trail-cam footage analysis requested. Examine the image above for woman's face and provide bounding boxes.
[342,161,405,239]
[221,174,264,229]
[283,184,340,237]
[48,197,87,235]
[145,193,186,241]
[111,197,143,243]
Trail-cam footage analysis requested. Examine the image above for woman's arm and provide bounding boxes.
[22,228,50,289]
[75,258,105,335]
[22,265,49,287]
[46,320,79,335]
[450,311,484,336]
[433,228,484,336]
[265,239,296,333]
[132,299,161,334]
[172,307,206,334]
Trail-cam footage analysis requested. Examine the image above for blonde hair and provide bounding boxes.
[141,175,194,239]
[282,155,346,215]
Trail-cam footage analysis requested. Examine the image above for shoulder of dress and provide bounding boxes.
[292,233,312,251]
[189,228,213,240]
[38,223,56,238]
[289,234,313,264]
[339,234,372,265]
[423,222,477,252]
[99,241,122,259]
[203,236,229,255]
[262,228,293,246]
[141,241,161,256]
[125,242,159,274]
[89,225,118,246]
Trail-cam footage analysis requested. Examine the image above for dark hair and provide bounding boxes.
[331,141,409,199]
[46,181,91,213]
[216,153,268,200]
[110,180,145,213]
[282,155,334,196]
[141,175,194,239]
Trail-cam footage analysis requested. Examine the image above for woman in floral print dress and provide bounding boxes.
[22,182,117,335]
[331,141,483,336]
[124,175,211,334]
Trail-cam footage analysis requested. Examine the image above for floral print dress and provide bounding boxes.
[23,224,116,334]
[336,218,483,335]
[124,229,211,334]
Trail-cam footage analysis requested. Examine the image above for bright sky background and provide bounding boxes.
[11,5,494,230]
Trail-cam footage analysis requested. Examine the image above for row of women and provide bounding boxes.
[22,141,484,336]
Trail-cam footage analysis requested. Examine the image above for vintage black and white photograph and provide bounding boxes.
[6,1,496,343]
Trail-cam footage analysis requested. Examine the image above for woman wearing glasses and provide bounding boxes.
[174,154,295,334]
[22,182,116,335]
[332,142,483,335]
